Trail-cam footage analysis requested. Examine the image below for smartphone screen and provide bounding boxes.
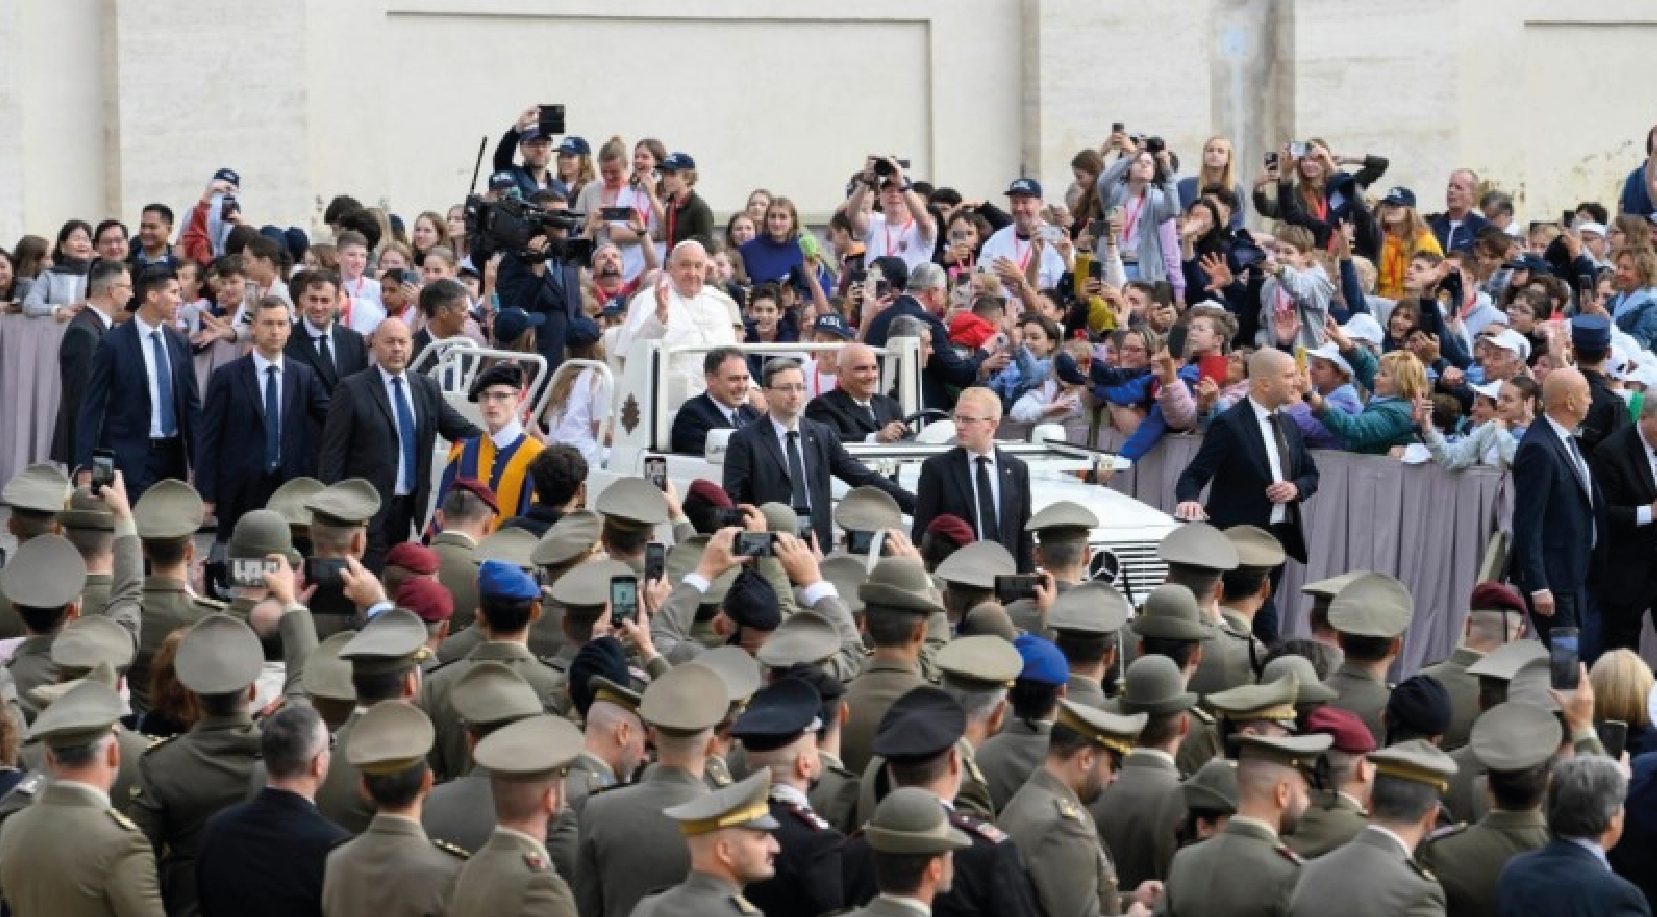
[609,576,639,626]
[227,557,279,589]
[600,206,633,222]
[1598,719,1629,760]
[91,449,116,489]
[644,543,666,583]
[305,557,346,590]
[1087,259,1104,281]
[846,529,876,555]
[1265,152,1279,169]
[874,279,892,300]
[737,532,774,558]
[994,575,1042,604]
[643,456,667,491]
[1549,627,1580,690]
[794,510,813,541]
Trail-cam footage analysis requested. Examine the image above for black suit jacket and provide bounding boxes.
[804,387,904,444]
[317,366,481,534]
[1590,423,1657,607]
[1512,419,1606,601]
[197,787,349,917]
[196,355,331,531]
[671,392,758,456]
[74,317,201,482]
[723,414,915,546]
[1496,838,1651,917]
[912,447,1036,571]
[50,307,112,464]
[283,320,368,394]
[1174,398,1319,563]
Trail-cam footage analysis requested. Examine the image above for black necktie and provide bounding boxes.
[264,365,280,472]
[786,430,810,509]
[976,456,1001,542]
[315,334,334,374]
[1266,412,1291,475]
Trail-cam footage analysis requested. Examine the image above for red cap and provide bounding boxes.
[925,513,977,547]
[383,542,439,576]
[686,479,733,509]
[1303,706,1376,754]
[396,577,454,624]
[1469,581,1526,616]
[449,477,500,515]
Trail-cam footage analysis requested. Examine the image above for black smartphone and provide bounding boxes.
[1579,278,1596,305]
[1087,259,1104,281]
[227,557,280,589]
[1562,209,1575,228]
[994,574,1043,604]
[1549,627,1580,690]
[221,195,238,219]
[793,509,813,540]
[537,103,566,135]
[1598,719,1630,760]
[715,507,747,529]
[847,269,868,286]
[305,557,347,590]
[600,206,634,222]
[1165,324,1189,359]
[643,456,668,491]
[91,449,116,490]
[788,265,807,289]
[1112,122,1125,134]
[874,279,892,300]
[609,575,639,626]
[1265,152,1279,169]
[736,532,774,558]
[846,529,877,555]
[644,542,666,583]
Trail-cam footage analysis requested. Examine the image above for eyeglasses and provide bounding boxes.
[952,414,992,425]
[767,383,808,393]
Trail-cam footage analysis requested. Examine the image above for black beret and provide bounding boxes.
[722,568,781,633]
[1385,674,1452,740]
[872,686,964,761]
[469,362,526,402]
[568,636,630,718]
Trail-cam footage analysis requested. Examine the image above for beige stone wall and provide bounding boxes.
[2,0,1653,247]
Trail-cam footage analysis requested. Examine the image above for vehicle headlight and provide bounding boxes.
[1090,550,1121,584]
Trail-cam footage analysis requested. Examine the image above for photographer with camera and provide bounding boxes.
[848,156,937,273]
[1097,130,1183,300]
[491,195,589,378]
[493,105,568,201]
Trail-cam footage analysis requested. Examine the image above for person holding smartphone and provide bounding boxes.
[977,178,1069,292]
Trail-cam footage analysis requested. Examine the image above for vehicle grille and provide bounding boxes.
[1096,542,1167,606]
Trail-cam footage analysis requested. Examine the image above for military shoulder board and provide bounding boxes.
[193,596,229,611]
[107,809,140,832]
[955,814,1006,843]
[1273,844,1302,864]
[432,838,471,859]
[523,850,548,872]
[1408,858,1436,882]
[140,733,179,756]
[787,803,830,831]
[4,772,45,802]
[1425,822,1468,842]
[1190,707,1215,725]
[732,894,760,915]
[1054,798,1082,821]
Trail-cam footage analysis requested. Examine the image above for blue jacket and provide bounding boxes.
[1611,751,1657,912]
[739,236,805,287]
[1092,363,1198,461]
[1430,210,1490,254]
[1621,163,1655,217]
[1497,838,1651,917]
[1613,288,1657,352]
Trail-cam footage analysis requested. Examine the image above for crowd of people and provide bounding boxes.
[0,109,1655,917]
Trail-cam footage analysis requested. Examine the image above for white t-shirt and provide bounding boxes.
[864,211,936,273]
[978,225,1068,291]
[340,275,387,336]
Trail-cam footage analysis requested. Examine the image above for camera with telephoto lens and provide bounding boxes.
[872,156,912,177]
[464,194,594,265]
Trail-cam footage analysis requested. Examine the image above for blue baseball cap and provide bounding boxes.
[559,136,591,156]
[601,299,626,317]
[478,560,540,602]
[1381,186,1416,208]
[493,307,545,345]
[659,152,696,172]
[488,170,518,190]
[519,124,550,143]
[212,167,241,187]
[1005,177,1043,198]
[566,315,601,347]
[1014,633,1068,686]
[812,313,853,340]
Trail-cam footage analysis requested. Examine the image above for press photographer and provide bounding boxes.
[477,184,590,375]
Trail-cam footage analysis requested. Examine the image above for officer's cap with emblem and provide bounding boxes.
[731,677,821,752]
[175,613,264,694]
[873,686,965,761]
[1182,758,1240,814]
[755,610,841,669]
[1025,500,1099,536]
[1262,654,1339,704]
[693,645,763,711]
[27,678,123,749]
[1055,700,1147,755]
[267,476,324,530]
[453,660,542,731]
[936,634,1022,689]
[1130,584,1213,642]
[836,487,902,534]
[1304,705,1376,754]
[304,478,382,528]
[2,463,70,515]
[533,510,602,567]
[474,713,585,779]
[50,615,134,672]
[640,662,728,734]
[1466,639,1548,684]
[821,555,868,615]
[1236,732,1332,771]
[1,534,87,608]
[867,786,972,855]
[664,769,779,836]
[228,508,301,565]
[1470,701,1562,773]
[59,485,113,532]
[1368,738,1458,792]
[594,477,669,530]
[933,540,1016,590]
[477,527,539,568]
[1225,526,1286,571]
[1327,572,1413,638]
[338,608,431,676]
[347,700,435,775]
[860,556,945,617]
[1158,522,1240,572]
[550,557,635,607]
[302,631,358,703]
[133,479,203,539]
[1208,675,1300,726]
[1120,655,1198,716]
[1049,582,1130,635]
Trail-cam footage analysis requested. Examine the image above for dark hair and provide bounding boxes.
[828,211,855,237]
[47,737,108,769]
[93,219,128,248]
[1220,567,1270,602]
[12,236,49,279]
[749,283,780,308]
[1337,633,1396,663]
[863,606,926,648]
[872,852,938,896]
[527,445,587,507]
[293,269,340,299]
[703,347,747,375]
[1576,202,1609,226]
[351,666,413,704]
[52,219,94,261]
[1009,680,1062,722]
[1139,711,1184,747]
[87,259,130,297]
[762,357,804,389]
[1488,760,1550,811]
[141,535,191,567]
[1055,631,1112,667]
[1370,774,1441,823]
[1140,635,1198,670]
[198,690,247,717]
[918,533,959,573]
[601,520,650,557]
[142,203,175,226]
[336,210,382,251]
[561,602,606,641]
[15,603,70,635]
[440,487,494,525]
[1264,639,1340,680]
[480,596,536,634]
[363,761,429,808]
[212,253,247,280]
[418,278,468,318]
[243,235,281,265]
[888,750,952,788]
[261,704,326,780]
[324,195,364,226]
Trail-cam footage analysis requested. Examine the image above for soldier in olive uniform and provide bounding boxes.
[1289,705,1376,858]
[129,480,221,714]
[577,662,726,917]
[1050,581,1130,708]
[1160,524,1254,696]
[61,484,140,620]
[547,657,646,881]
[525,509,603,662]
[840,787,973,917]
[423,661,544,852]
[630,771,780,917]
[1287,740,1456,917]
[299,478,382,639]
[934,539,1016,632]
[301,631,358,731]
[450,713,586,917]
[1094,655,1202,887]
[1322,573,1414,747]
[1300,571,1366,652]
[1003,501,1099,637]
[1128,585,1221,777]
[1418,583,1528,751]
[1218,527,1283,682]
[431,477,492,640]
[697,645,765,791]
[757,613,860,833]
[266,475,323,558]
[1179,757,1240,844]
[32,621,149,812]
[1159,733,1330,917]
[1000,700,1154,917]
[1416,702,1558,917]
[0,463,74,640]
[0,679,165,917]
[1261,654,1337,723]
[321,702,468,917]
[841,556,941,774]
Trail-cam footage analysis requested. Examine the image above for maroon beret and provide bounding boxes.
[396,577,454,624]
[384,542,439,576]
[686,479,733,510]
[1303,705,1376,755]
[449,477,500,515]
[925,513,977,547]
[1469,581,1526,616]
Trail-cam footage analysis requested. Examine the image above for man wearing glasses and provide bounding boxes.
[724,357,915,547]
[911,386,1036,571]
[51,259,130,465]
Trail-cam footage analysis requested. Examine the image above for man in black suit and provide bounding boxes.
[1496,755,1652,917]
[1590,399,1657,653]
[198,705,348,917]
[1513,367,1607,654]
[50,260,127,465]
[861,261,1001,412]
[805,342,908,443]
[197,296,331,544]
[911,385,1036,571]
[724,357,914,547]
[74,265,200,499]
[318,316,480,569]
[285,270,369,395]
[671,346,759,455]
[1174,349,1319,643]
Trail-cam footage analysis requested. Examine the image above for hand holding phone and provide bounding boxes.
[994,575,1043,604]
[1549,627,1580,690]
[91,449,116,490]
[609,575,639,626]
[643,456,668,491]
[644,542,666,583]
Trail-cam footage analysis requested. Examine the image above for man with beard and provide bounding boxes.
[1158,733,1331,917]
[590,241,640,310]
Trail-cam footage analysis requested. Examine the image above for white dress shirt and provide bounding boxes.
[379,366,416,495]
[1249,397,1289,524]
[133,313,175,438]
[615,284,739,407]
[772,416,811,510]
[965,447,1001,536]
[252,351,283,415]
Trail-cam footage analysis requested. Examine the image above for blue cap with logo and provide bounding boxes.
[519,124,549,143]
[213,167,241,187]
[812,313,853,340]
[559,136,591,156]
[1382,186,1416,208]
[489,170,518,190]
[478,560,540,602]
[660,152,696,172]
[1005,177,1043,198]
[1014,633,1068,686]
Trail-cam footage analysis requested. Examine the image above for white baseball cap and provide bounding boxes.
[1307,342,1353,378]
[1342,313,1384,346]
[1487,328,1531,361]
[1471,381,1503,403]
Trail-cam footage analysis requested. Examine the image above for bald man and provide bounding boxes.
[912,386,1036,570]
[1512,367,1607,652]
[615,241,740,406]
[318,316,481,568]
[1174,349,1320,642]
[804,343,908,443]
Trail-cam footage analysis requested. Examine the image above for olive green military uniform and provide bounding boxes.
[312,709,374,834]
[549,751,619,881]
[1321,574,1415,747]
[1288,826,1446,917]
[1174,708,1222,777]
[1324,662,1391,746]
[0,464,75,639]
[1441,741,1487,825]
[452,827,576,917]
[1190,618,1258,696]
[1158,816,1302,917]
[322,814,468,917]
[840,658,924,776]
[1004,579,1074,638]
[1286,789,1369,858]
[1219,607,1267,679]
[630,770,778,917]
[1418,646,1482,750]
[422,641,564,781]
[1001,763,1123,917]
[1095,654,1202,886]
[856,737,994,826]
[432,531,482,630]
[7,634,57,721]
[631,871,763,917]
[129,577,216,712]
[810,750,861,833]
[423,765,495,853]
[976,719,1050,812]
[842,785,974,917]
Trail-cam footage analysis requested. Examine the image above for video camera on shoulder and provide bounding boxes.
[464,193,593,266]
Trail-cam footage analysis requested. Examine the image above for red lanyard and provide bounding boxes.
[665,202,677,245]
[1012,236,1032,271]
[884,217,911,256]
[1122,194,1146,243]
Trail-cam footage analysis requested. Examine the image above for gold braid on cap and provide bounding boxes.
[1056,705,1133,757]
[675,799,771,837]
[1373,758,1450,793]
